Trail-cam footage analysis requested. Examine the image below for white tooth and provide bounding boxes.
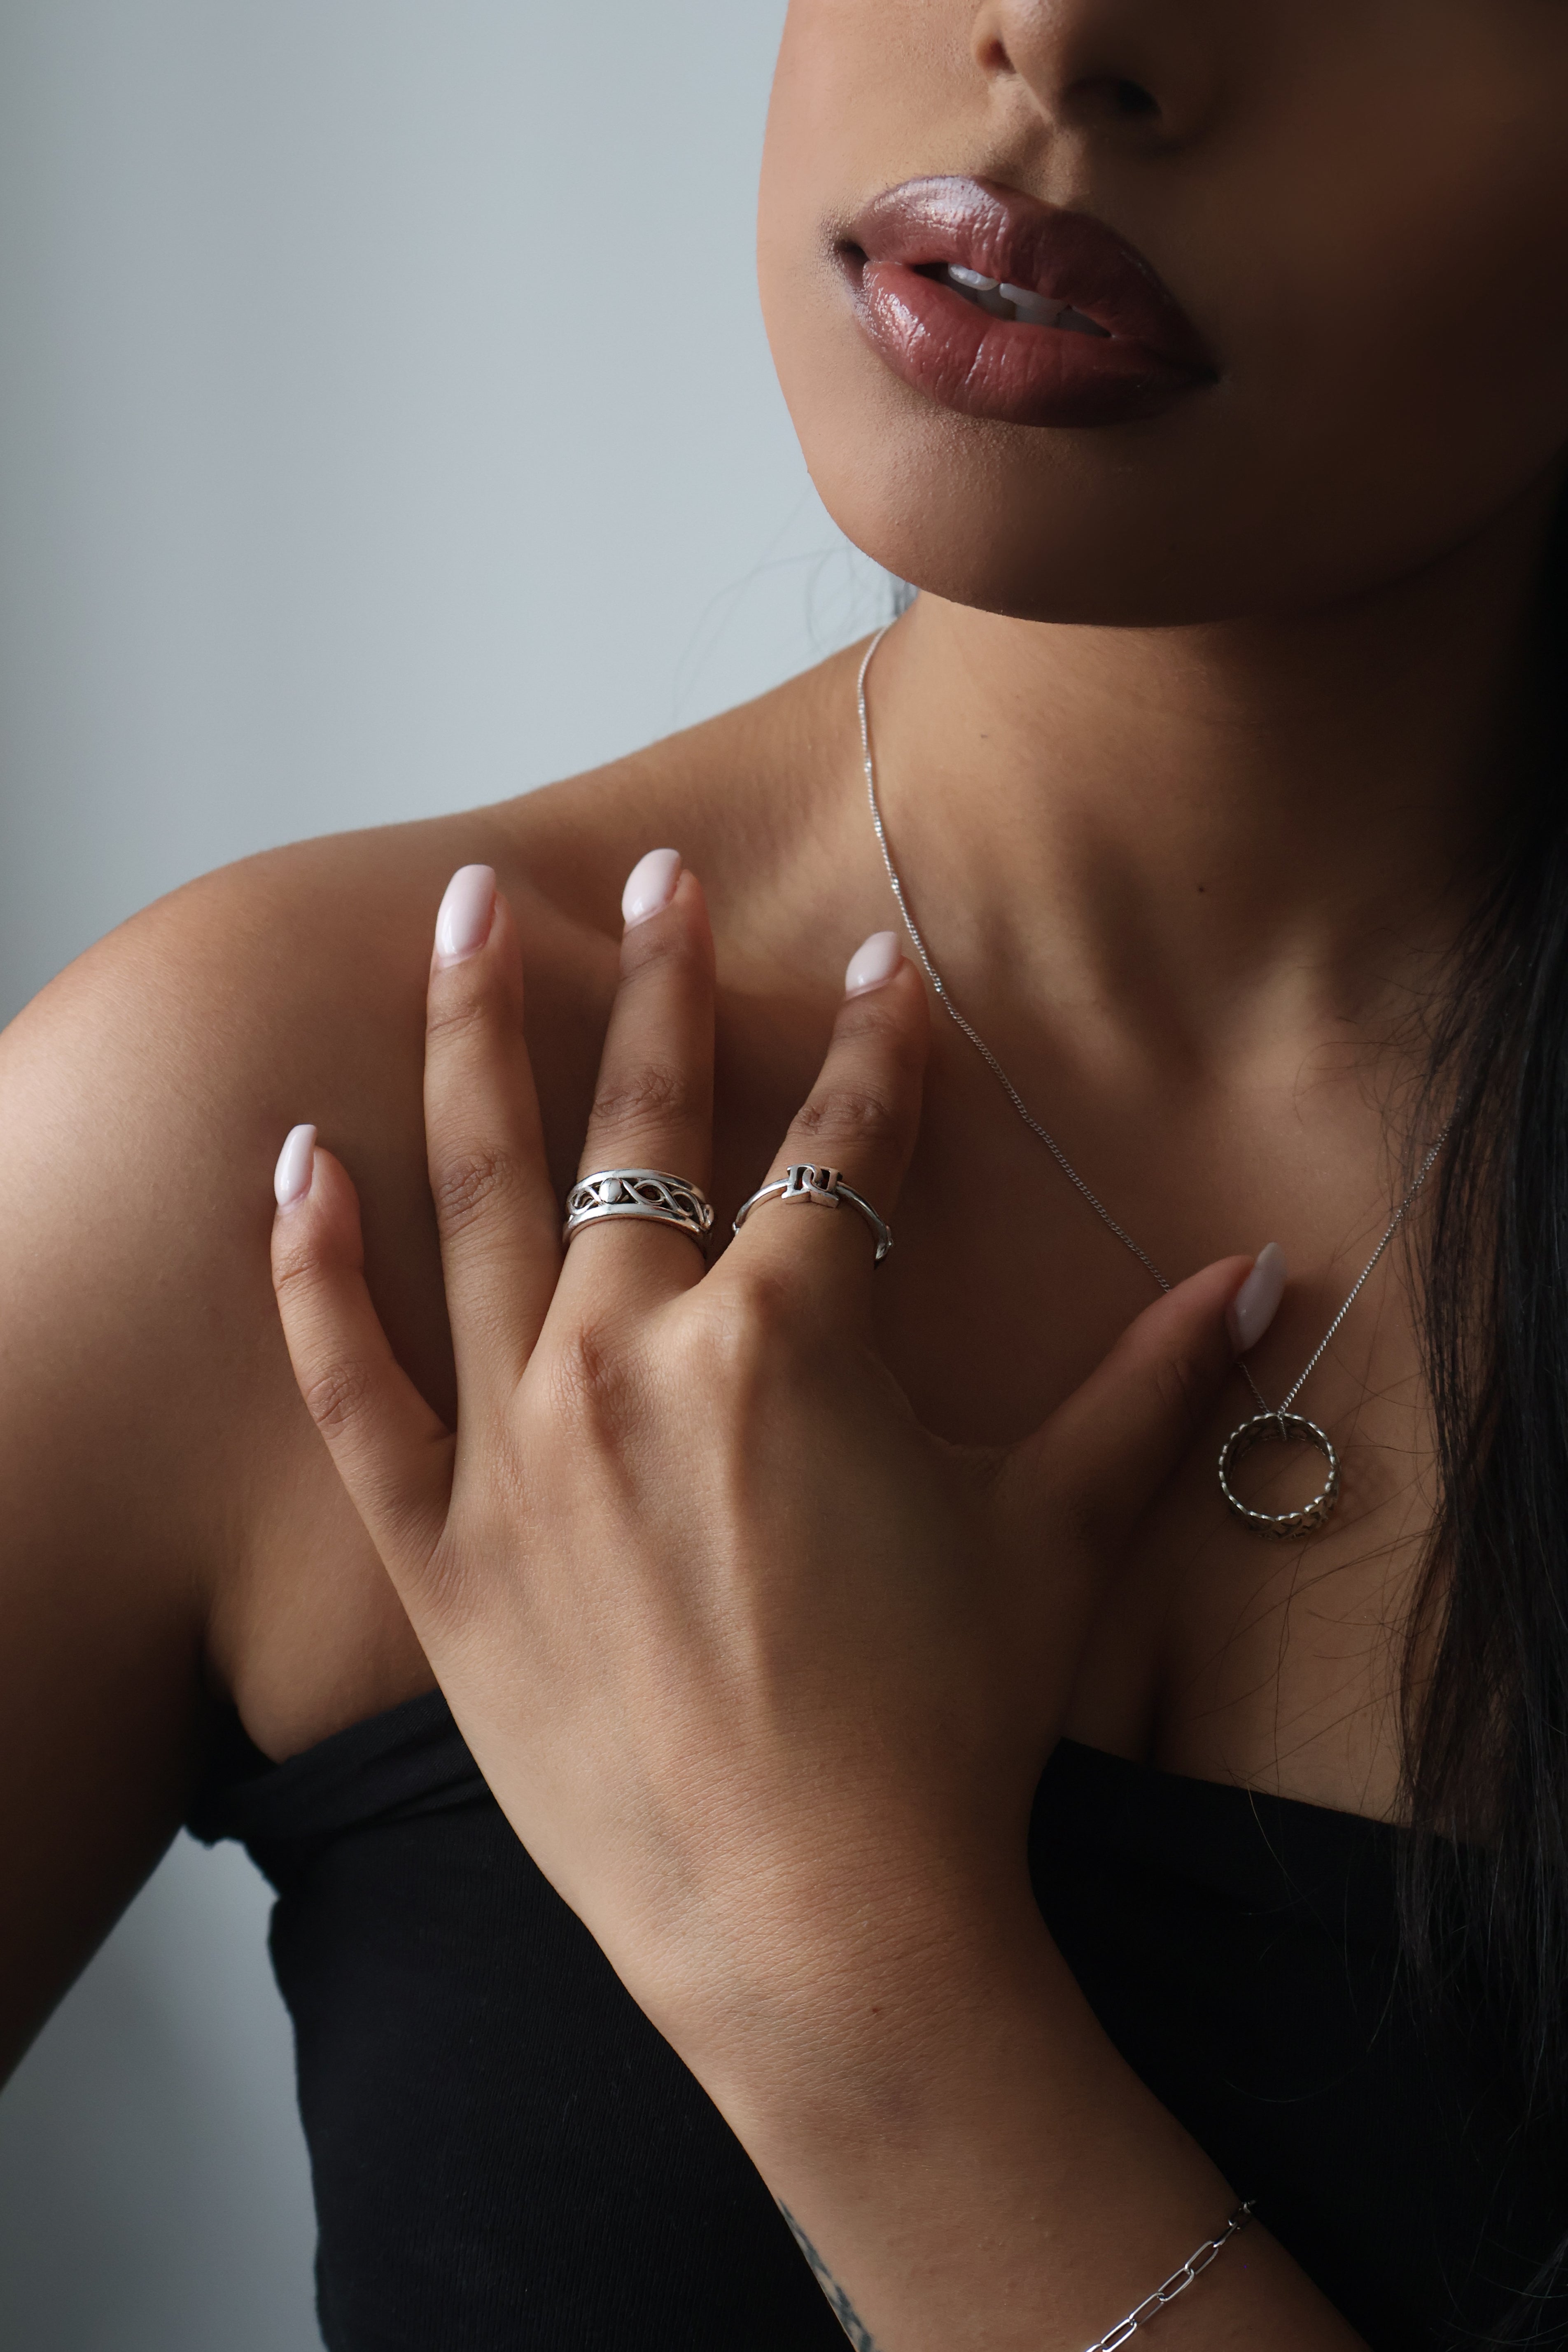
[1001,284,1064,327]
[947,265,1000,292]
[1057,306,1111,338]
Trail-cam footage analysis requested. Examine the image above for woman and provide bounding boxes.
[5,2,1566,2344]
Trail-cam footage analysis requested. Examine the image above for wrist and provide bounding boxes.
[681,1918,1260,2352]
[666,1871,1069,2146]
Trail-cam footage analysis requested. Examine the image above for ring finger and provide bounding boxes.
[726,929,928,1321]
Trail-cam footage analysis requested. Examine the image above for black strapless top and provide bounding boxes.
[189,1696,1568,2350]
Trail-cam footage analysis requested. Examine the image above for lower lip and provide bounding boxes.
[850,260,1212,430]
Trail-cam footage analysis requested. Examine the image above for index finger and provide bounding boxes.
[423,865,563,1395]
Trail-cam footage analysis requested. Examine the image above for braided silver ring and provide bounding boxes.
[731,1163,894,1267]
[564,1169,714,1253]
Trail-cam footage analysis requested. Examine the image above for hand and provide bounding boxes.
[270,856,1253,2089]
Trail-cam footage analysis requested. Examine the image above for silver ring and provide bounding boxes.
[731,1163,894,1267]
[564,1169,714,1252]
[1217,1412,1340,1540]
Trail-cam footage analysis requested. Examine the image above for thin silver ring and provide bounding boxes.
[732,1163,894,1267]
[1218,1412,1340,1540]
[564,1169,714,1252]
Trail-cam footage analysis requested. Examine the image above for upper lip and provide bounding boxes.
[844,176,1216,375]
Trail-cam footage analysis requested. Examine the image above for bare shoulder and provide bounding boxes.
[0,652,859,2053]
[9,642,854,1319]
[3,642,850,1433]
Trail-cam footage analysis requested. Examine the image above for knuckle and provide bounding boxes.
[1153,1347,1208,1440]
[685,1267,802,1391]
[794,1080,903,1154]
[271,1239,323,1301]
[837,986,918,1055]
[545,1315,639,1434]
[412,1537,478,1629]
[589,1060,704,1139]
[1031,1432,1112,1553]
[724,1270,799,1364]
[1058,1485,1108,1555]
[299,1355,374,1440]
[621,915,694,979]
[727,1263,800,1346]
[432,1146,521,1236]
[1039,1458,1114,1559]
[425,989,495,1054]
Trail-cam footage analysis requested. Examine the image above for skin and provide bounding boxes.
[7,0,1568,2340]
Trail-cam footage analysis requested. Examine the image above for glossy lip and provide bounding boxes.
[842,175,1218,429]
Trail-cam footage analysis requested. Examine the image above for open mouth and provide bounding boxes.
[923,263,1111,339]
[842,180,1216,430]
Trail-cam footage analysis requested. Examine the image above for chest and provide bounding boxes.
[229,980,1432,1817]
[714,1005,1430,1818]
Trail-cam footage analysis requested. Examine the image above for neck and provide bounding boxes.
[870,494,1556,1078]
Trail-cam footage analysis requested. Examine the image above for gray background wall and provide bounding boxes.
[0,5,889,2344]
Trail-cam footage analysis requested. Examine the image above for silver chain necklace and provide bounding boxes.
[857,625,1446,1540]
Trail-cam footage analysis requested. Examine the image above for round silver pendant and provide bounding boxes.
[1218,1412,1340,1540]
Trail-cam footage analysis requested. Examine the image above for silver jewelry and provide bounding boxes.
[1218,1414,1339,1540]
[857,624,1447,1538]
[1083,2202,1254,2352]
[564,1169,714,1251]
[732,1162,894,1266]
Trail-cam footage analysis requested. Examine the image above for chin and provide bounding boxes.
[779,367,1244,629]
[763,254,1568,634]
[766,282,1251,626]
[811,443,1229,628]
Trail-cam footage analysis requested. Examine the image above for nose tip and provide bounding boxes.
[973,0,1224,149]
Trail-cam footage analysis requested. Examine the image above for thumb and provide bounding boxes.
[998,1253,1266,1559]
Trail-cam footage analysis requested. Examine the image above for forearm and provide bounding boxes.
[692,1904,1365,2352]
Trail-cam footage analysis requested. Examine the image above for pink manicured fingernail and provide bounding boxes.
[622,848,682,929]
[845,930,901,996]
[434,865,497,967]
[621,851,681,931]
[1227,1243,1287,1354]
[274,1123,317,1209]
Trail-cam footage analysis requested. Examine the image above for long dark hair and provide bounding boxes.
[1403,504,1568,2336]
[881,549,1568,2324]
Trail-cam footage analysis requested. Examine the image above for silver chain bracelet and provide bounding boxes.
[1083,2202,1255,2352]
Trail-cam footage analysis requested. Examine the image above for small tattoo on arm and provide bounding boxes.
[778,2203,882,2352]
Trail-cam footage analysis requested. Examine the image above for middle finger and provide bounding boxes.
[556,849,716,1313]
